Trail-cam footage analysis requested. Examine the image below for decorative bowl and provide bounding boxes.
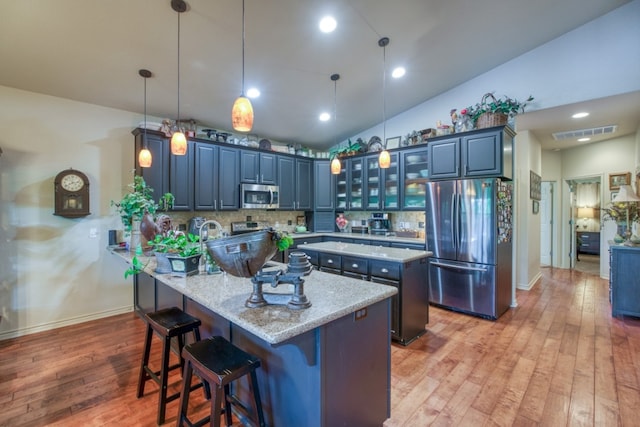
[205,229,278,278]
[420,169,429,177]
[406,173,419,179]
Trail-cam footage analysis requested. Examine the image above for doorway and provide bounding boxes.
[540,181,554,267]
[568,177,602,274]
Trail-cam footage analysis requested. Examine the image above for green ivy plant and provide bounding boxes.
[111,174,174,232]
[466,93,534,122]
[149,231,201,257]
[329,139,363,160]
[274,230,294,251]
[124,256,148,279]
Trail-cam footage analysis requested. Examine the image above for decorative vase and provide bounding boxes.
[613,233,625,244]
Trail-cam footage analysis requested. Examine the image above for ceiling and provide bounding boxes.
[1,0,637,151]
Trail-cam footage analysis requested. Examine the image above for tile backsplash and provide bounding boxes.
[167,209,425,237]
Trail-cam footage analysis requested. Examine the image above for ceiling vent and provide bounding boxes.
[552,125,617,140]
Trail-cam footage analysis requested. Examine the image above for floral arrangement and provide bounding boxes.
[602,202,639,225]
[465,92,534,123]
[336,213,348,230]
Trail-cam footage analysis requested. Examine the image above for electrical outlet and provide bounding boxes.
[287,220,292,225]
[246,215,252,221]
[418,221,425,228]
[354,307,368,321]
[89,228,98,238]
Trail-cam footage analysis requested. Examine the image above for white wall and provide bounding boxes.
[0,86,140,339]
[559,135,636,277]
[541,150,563,269]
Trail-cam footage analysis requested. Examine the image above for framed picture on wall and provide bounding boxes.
[530,171,541,200]
[609,172,631,190]
[385,136,401,150]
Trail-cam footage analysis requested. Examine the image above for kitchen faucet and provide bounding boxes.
[197,220,223,273]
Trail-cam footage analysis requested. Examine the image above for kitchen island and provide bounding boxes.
[296,241,431,345]
[111,249,397,427]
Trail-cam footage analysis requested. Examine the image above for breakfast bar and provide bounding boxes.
[112,249,397,426]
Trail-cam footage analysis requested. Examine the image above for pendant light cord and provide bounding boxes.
[176,11,181,129]
[382,40,387,143]
[143,73,147,143]
[241,0,246,96]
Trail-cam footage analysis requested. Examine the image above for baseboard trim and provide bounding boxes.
[0,306,134,341]
[517,271,542,291]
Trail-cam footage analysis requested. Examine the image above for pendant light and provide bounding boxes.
[330,73,342,175]
[170,0,187,155]
[138,69,153,168]
[378,37,391,169]
[231,0,254,132]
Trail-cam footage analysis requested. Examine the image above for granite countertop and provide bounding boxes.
[290,231,425,245]
[297,241,432,263]
[111,249,397,345]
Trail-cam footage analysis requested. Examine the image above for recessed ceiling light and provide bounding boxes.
[578,137,591,142]
[391,67,406,78]
[319,16,337,33]
[572,112,589,119]
[247,88,260,98]
[319,112,331,122]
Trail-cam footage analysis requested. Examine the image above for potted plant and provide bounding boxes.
[329,139,364,160]
[111,174,174,233]
[465,92,534,129]
[149,231,202,276]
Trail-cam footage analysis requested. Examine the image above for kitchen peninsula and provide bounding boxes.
[112,250,397,426]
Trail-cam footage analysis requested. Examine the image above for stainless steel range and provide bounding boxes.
[230,221,271,235]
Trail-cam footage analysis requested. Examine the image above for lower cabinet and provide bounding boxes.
[610,245,640,317]
[298,249,428,345]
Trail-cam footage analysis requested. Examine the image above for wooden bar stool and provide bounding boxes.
[176,336,266,427]
[137,307,210,425]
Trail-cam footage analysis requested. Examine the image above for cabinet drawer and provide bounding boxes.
[320,253,342,270]
[370,261,400,281]
[342,256,368,275]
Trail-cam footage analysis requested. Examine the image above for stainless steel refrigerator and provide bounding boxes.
[425,178,513,319]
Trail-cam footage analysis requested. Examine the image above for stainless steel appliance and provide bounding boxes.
[425,178,513,319]
[240,184,279,209]
[369,212,391,236]
[231,221,270,235]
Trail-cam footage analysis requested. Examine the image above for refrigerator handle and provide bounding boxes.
[431,261,489,272]
[450,192,457,253]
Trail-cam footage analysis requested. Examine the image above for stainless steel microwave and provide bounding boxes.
[241,183,279,209]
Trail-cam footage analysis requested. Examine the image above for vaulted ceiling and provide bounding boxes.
[0,0,636,151]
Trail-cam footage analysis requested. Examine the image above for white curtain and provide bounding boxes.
[577,183,600,207]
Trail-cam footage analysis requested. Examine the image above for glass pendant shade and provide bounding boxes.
[331,157,341,175]
[139,148,152,168]
[171,130,187,155]
[379,149,390,169]
[232,95,254,132]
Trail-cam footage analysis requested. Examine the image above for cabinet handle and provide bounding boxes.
[214,200,217,210]
[256,174,259,182]
[352,263,359,268]
[381,268,389,273]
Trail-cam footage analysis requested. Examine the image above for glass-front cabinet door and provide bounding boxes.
[348,157,364,210]
[365,155,382,210]
[401,147,429,210]
[382,152,400,211]
[335,158,348,210]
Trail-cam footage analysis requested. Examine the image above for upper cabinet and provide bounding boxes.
[428,126,515,181]
[314,160,334,211]
[240,150,277,184]
[194,143,240,211]
[170,140,195,210]
[134,129,170,205]
[400,147,428,210]
[278,156,313,210]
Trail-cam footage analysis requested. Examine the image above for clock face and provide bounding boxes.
[61,174,85,192]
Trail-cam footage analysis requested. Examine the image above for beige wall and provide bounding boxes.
[0,85,139,339]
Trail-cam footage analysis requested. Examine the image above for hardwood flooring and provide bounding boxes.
[1,267,639,426]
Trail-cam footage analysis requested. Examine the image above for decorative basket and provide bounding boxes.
[475,93,508,129]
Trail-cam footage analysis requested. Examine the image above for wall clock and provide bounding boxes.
[54,168,90,218]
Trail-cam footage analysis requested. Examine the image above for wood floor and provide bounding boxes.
[1,267,639,426]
